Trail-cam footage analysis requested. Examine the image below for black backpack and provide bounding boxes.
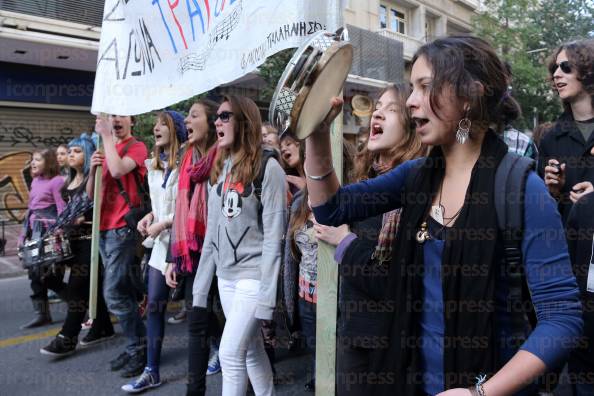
[494,153,537,340]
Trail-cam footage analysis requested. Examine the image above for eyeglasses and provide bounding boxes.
[549,60,572,75]
[216,111,234,123]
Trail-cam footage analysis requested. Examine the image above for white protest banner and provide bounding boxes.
[92,0,344,115]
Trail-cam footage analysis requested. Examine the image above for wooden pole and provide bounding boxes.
[88,132,103,320]
[315,102,343,396]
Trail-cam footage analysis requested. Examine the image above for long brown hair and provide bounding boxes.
[279,132,305,176]
[195,99,219,154]
[152,112,182,171]
[210,95,263,185]
[547,39,594,112]
[288,140,356,259]
[412,35,522,133]
[354,84,424,181]
[32,148,60,179]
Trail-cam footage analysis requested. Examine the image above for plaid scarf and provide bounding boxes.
[371,208,401,265]
[170,144,218,273]
[370,161,400,265]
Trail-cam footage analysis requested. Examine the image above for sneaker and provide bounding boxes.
[167,310,186,324]
[121,350,147,378]
[121,368,161,393]
[40,334,76,357]
[110,351,131,371]
[206,348,221,375]
[47,290,62,304]
[80,329,115,347]
[81,318,93,330]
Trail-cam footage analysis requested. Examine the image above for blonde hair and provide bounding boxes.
[151,112,182,171]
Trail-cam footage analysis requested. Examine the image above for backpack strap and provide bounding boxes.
[254,148,280,202]
[254,148,280,230]
[494,152,536,339]
[114,138,148,210]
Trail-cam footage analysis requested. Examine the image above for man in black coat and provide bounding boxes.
[539,39,594,224]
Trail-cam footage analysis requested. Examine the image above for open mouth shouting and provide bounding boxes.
[369,123,384,140]
[281,149,294,165]
[412,117,430,133]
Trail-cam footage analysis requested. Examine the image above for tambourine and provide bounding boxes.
[269,28,353,139]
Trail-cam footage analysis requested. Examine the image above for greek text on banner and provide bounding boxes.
[91,0,343,115]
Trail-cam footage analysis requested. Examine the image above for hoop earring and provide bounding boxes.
[456,118,471,144]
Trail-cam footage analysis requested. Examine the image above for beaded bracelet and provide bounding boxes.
[475,374,487,396]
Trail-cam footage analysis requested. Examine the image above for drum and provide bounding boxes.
[269,28,353,139]
[19,234,73,269]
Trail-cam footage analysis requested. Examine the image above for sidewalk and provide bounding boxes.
[0,222,25,278]
[0,255,26,279]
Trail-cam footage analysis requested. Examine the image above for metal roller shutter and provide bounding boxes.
[0,106,94,254]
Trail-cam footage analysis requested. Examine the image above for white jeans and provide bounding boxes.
[217,277,274,396]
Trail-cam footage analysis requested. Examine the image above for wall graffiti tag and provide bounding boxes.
[0,123,75,147]
[0,151,32,222]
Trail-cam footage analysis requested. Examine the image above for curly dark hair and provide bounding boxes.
[411,35,522,133]
[547,39,594,112]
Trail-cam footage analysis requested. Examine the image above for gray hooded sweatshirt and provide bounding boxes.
[192,157,287,320]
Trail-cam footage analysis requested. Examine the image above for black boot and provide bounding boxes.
[21,299,52,329]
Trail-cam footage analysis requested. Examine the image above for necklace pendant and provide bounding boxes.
[416,222,430,244]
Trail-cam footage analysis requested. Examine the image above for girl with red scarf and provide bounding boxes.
[165,99,225,396]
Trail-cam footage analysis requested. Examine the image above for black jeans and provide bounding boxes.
[28,264,66,301]
[298,298,316,381]
[61,239,113,339]
[186,279,224,396]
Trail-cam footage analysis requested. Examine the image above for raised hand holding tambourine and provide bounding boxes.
[269,28,353,140]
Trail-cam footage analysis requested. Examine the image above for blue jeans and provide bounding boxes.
[100,227,146,355]
[146,266,170,371]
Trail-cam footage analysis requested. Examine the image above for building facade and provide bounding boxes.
[0,0,477,254]
[345,0,480,70]
[0,1,101,253]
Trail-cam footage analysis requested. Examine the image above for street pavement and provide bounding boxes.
[0,275,310,396]
[0,271,577,396]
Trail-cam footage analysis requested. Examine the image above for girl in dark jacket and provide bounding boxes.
[306,36,583,395]
[314,84,424,394]
[40,133,115,356]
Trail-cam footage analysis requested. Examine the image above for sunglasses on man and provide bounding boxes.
[216,111,234,123]
[549,60,572,75]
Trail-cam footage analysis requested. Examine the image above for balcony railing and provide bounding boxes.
[455,0,481,9]
[375,29,425,60]
[0,0,104,27]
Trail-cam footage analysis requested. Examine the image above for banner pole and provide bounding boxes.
[88,124,104,320]
[315,95,343,396]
